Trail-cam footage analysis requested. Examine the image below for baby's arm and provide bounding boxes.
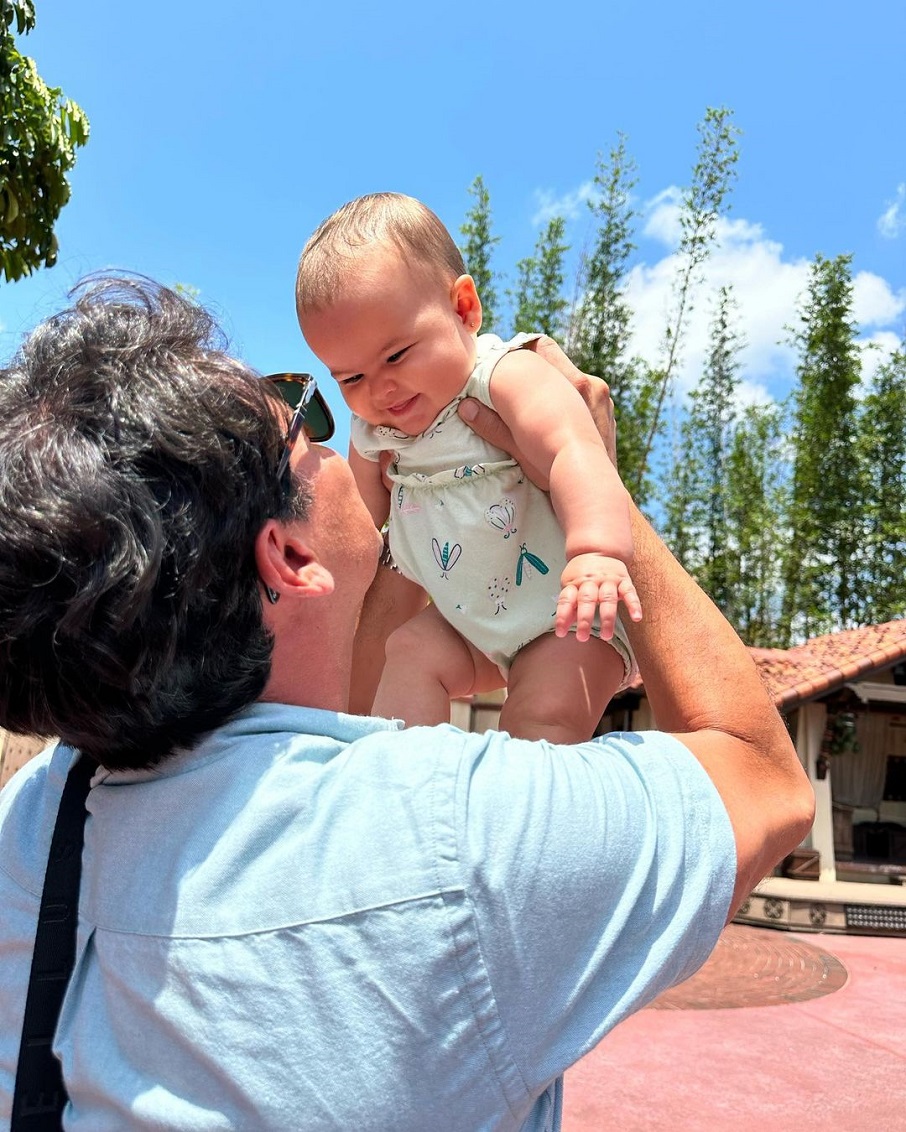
[349,445,391,530]
[489,349,642,642]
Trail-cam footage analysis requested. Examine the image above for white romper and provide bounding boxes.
[352,333,634,679]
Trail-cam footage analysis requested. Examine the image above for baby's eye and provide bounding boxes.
[340,374,363,386]
[387,346,410,364]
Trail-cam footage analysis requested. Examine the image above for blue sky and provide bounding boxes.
[2,0,904,453]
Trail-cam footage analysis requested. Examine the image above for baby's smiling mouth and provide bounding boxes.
[387,395,418,416]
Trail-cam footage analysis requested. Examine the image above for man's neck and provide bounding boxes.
[261,615,355,713]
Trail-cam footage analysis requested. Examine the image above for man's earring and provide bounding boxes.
[265,585,280,605]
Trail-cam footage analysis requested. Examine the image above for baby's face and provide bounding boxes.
[300,248,480,437]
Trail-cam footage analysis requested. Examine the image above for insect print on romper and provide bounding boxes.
[395,483,421,516]
[432,538,462,579]
[485,497,517,539]
[375,426,410,441]
[515,543,549,586]
[488,576,511,615]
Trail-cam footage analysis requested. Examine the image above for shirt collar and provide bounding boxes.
[92,703,405,786]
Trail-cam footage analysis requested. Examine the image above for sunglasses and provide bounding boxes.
[263,373,335,481]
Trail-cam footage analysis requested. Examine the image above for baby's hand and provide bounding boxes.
[556,553,642,642]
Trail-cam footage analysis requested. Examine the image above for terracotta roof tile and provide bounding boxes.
[624,619,906,710]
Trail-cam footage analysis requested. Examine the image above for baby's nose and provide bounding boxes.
[377,375,399,401]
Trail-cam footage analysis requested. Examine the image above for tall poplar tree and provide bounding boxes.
[780,253,864,642]
[567,134,658,504]
[663,286,743,610]
[459,175,500,334]
[724,402,788,646]
[511,216,569,339]
[568,135,637,384]
[636,107,740,486]
[857,342,906,623]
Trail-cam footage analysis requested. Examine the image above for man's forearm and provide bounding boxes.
[624,504,776,746]
[625,503,814,913]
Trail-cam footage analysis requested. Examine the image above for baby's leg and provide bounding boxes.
[500,633,625,743]
[372,604,504,726]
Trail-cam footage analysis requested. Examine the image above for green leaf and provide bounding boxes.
[0,6,89,282]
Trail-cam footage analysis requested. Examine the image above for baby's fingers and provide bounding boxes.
[575,580,605,642]
[556,586,579,638]
[619,577,643,623]
[595,583,619,642]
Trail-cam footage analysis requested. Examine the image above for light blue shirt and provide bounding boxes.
[0,704,734,1130]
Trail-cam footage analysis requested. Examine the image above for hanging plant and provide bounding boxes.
[820,711,860,759]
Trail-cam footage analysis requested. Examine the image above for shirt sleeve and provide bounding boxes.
[455,728,735,1090]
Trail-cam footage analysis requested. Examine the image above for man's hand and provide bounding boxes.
[557,552,643,642]
[457,335,617,485]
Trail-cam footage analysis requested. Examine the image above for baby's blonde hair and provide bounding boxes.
[296,193,467,317]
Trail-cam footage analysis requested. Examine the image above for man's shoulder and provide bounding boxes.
[0,742,73,895]
[0,740,70,817]
[347,721,493,769]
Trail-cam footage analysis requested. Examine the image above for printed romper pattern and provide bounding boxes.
[352,333,635,680]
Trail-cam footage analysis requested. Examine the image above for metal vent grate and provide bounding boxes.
[845,904,906,932]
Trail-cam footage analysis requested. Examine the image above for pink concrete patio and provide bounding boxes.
[563,925,906,1131]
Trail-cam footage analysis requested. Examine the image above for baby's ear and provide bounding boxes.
[451,274,482,333]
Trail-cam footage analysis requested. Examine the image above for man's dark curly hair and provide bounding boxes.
[0,275,309,770]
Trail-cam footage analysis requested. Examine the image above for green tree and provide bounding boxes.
[566,134,659,505]
[780,254,864,642]
[0,0,89,282]
[724,402,788,646]
[663,286,743,611]
[857,342,906,623]
[459,175,500,334]
[173,282,201,303]
[568,135,637,383]
[636,107,740,486]
[511,216,569,339]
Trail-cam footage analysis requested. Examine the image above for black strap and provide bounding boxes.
[12,753,94,1131]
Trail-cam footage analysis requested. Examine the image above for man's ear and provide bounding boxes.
[255,520,335,601]
[451,274,482,333]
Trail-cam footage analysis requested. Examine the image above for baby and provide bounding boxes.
[296,193,641,743]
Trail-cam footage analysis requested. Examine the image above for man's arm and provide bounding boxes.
[350,559,427,716]
[621,507,814,914]
[458,337,815,917]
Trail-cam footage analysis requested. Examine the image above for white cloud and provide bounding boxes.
[858,331,904,385]
[531,181,596,226]
[877,183,906,239]
[734,379,775,410]
[853,270,905,327]
[617,186,905,397]
[641,187,683,245]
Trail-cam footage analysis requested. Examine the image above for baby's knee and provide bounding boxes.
[503,682,564,729]
[384,616,446,673]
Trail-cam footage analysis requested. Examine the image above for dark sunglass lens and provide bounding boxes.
[303,397,333,442]
[265,375,333,442]
[272,379,304,409]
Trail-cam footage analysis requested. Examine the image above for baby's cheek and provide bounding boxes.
[337,386,359,414]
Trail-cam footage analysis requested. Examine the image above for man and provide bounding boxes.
[0,276,813,1130]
